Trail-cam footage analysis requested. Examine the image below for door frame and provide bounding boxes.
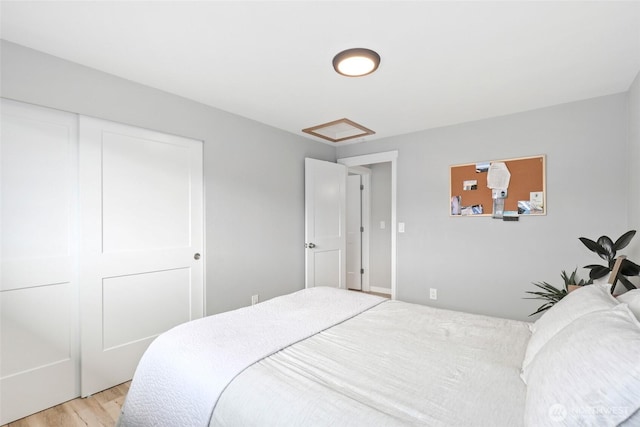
[346,167,371,292]
[338,151,398,300]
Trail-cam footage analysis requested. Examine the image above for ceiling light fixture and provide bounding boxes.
[332,48,380,77]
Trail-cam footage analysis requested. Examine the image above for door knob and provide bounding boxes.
[194,253,201,260]
[305,243,316,249]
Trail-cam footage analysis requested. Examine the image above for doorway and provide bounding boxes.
[346,168,369,292]
[338,151,398,300]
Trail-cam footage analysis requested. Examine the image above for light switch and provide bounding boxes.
[398,222,405,233]
[380,221,386,229]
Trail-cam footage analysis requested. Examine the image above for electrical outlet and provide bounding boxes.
[251,294,259,305]
[429,288,437,300]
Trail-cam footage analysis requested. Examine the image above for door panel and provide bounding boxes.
[1,113,72,261]
[79,117,203,396]
[304,158,346,288]
[0,99,79,424]
[101,131,191,252]
[102,268,191,350]
[313,250,341,286]
[1,284,73,375]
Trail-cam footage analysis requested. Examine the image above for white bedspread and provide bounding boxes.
[117,287,385,427]
[211,300,532,426]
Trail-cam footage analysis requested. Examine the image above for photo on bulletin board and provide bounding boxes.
[449,155,546,217]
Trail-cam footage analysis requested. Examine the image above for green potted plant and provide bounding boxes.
[525,268,591,316]
[579,230,640,292]
[563,269,592,293]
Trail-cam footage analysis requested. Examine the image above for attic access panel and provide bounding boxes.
[302,118,375,143]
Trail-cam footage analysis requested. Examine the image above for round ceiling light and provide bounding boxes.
[332,48,380,77]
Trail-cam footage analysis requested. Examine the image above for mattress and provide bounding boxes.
[211,299,531,426]
[118,288,531,426]
[117,287,386,427]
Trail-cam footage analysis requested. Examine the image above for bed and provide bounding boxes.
[117,285,640,427]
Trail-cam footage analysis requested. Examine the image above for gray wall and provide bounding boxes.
[0,40,335,316]
[338,94,630,321]
[628,71,640,261]
[2,40,636,322]
[369,162,392,292]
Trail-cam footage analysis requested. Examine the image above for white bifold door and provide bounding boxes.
[1,100,80,424]
[79,117,204,396]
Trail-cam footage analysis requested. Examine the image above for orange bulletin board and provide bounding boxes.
[450,155,546,216]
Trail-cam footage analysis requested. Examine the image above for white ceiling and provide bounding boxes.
[2,1,640,145]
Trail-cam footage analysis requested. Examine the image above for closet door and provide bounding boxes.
[79,117,204,396]
[0,99,79,424]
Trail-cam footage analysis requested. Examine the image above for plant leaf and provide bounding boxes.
[525,294,562,302]
[560,268,583,286]
[583,264,607,269]
[528,302,554,317]
[620,259,640,276]
[579,237,601,253]
[597,235,615,261]
[529,281,565,294]
[587,265,610,280]
[525,280,570,316]
[525,281,567,308]
[614,230,636,251]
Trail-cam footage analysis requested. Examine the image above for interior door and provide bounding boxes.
[304,158,346,288]
[1,99,79,424]
[79,117,204,396]
[346,174,362,290]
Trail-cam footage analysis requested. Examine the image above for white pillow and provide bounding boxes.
[617,289,640,320]
[524,304,640,426]
[521,284,617,382]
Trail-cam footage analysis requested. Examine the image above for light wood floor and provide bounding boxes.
[366,291,391,298]
[2,381,130,427]
[349,289,391,298]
